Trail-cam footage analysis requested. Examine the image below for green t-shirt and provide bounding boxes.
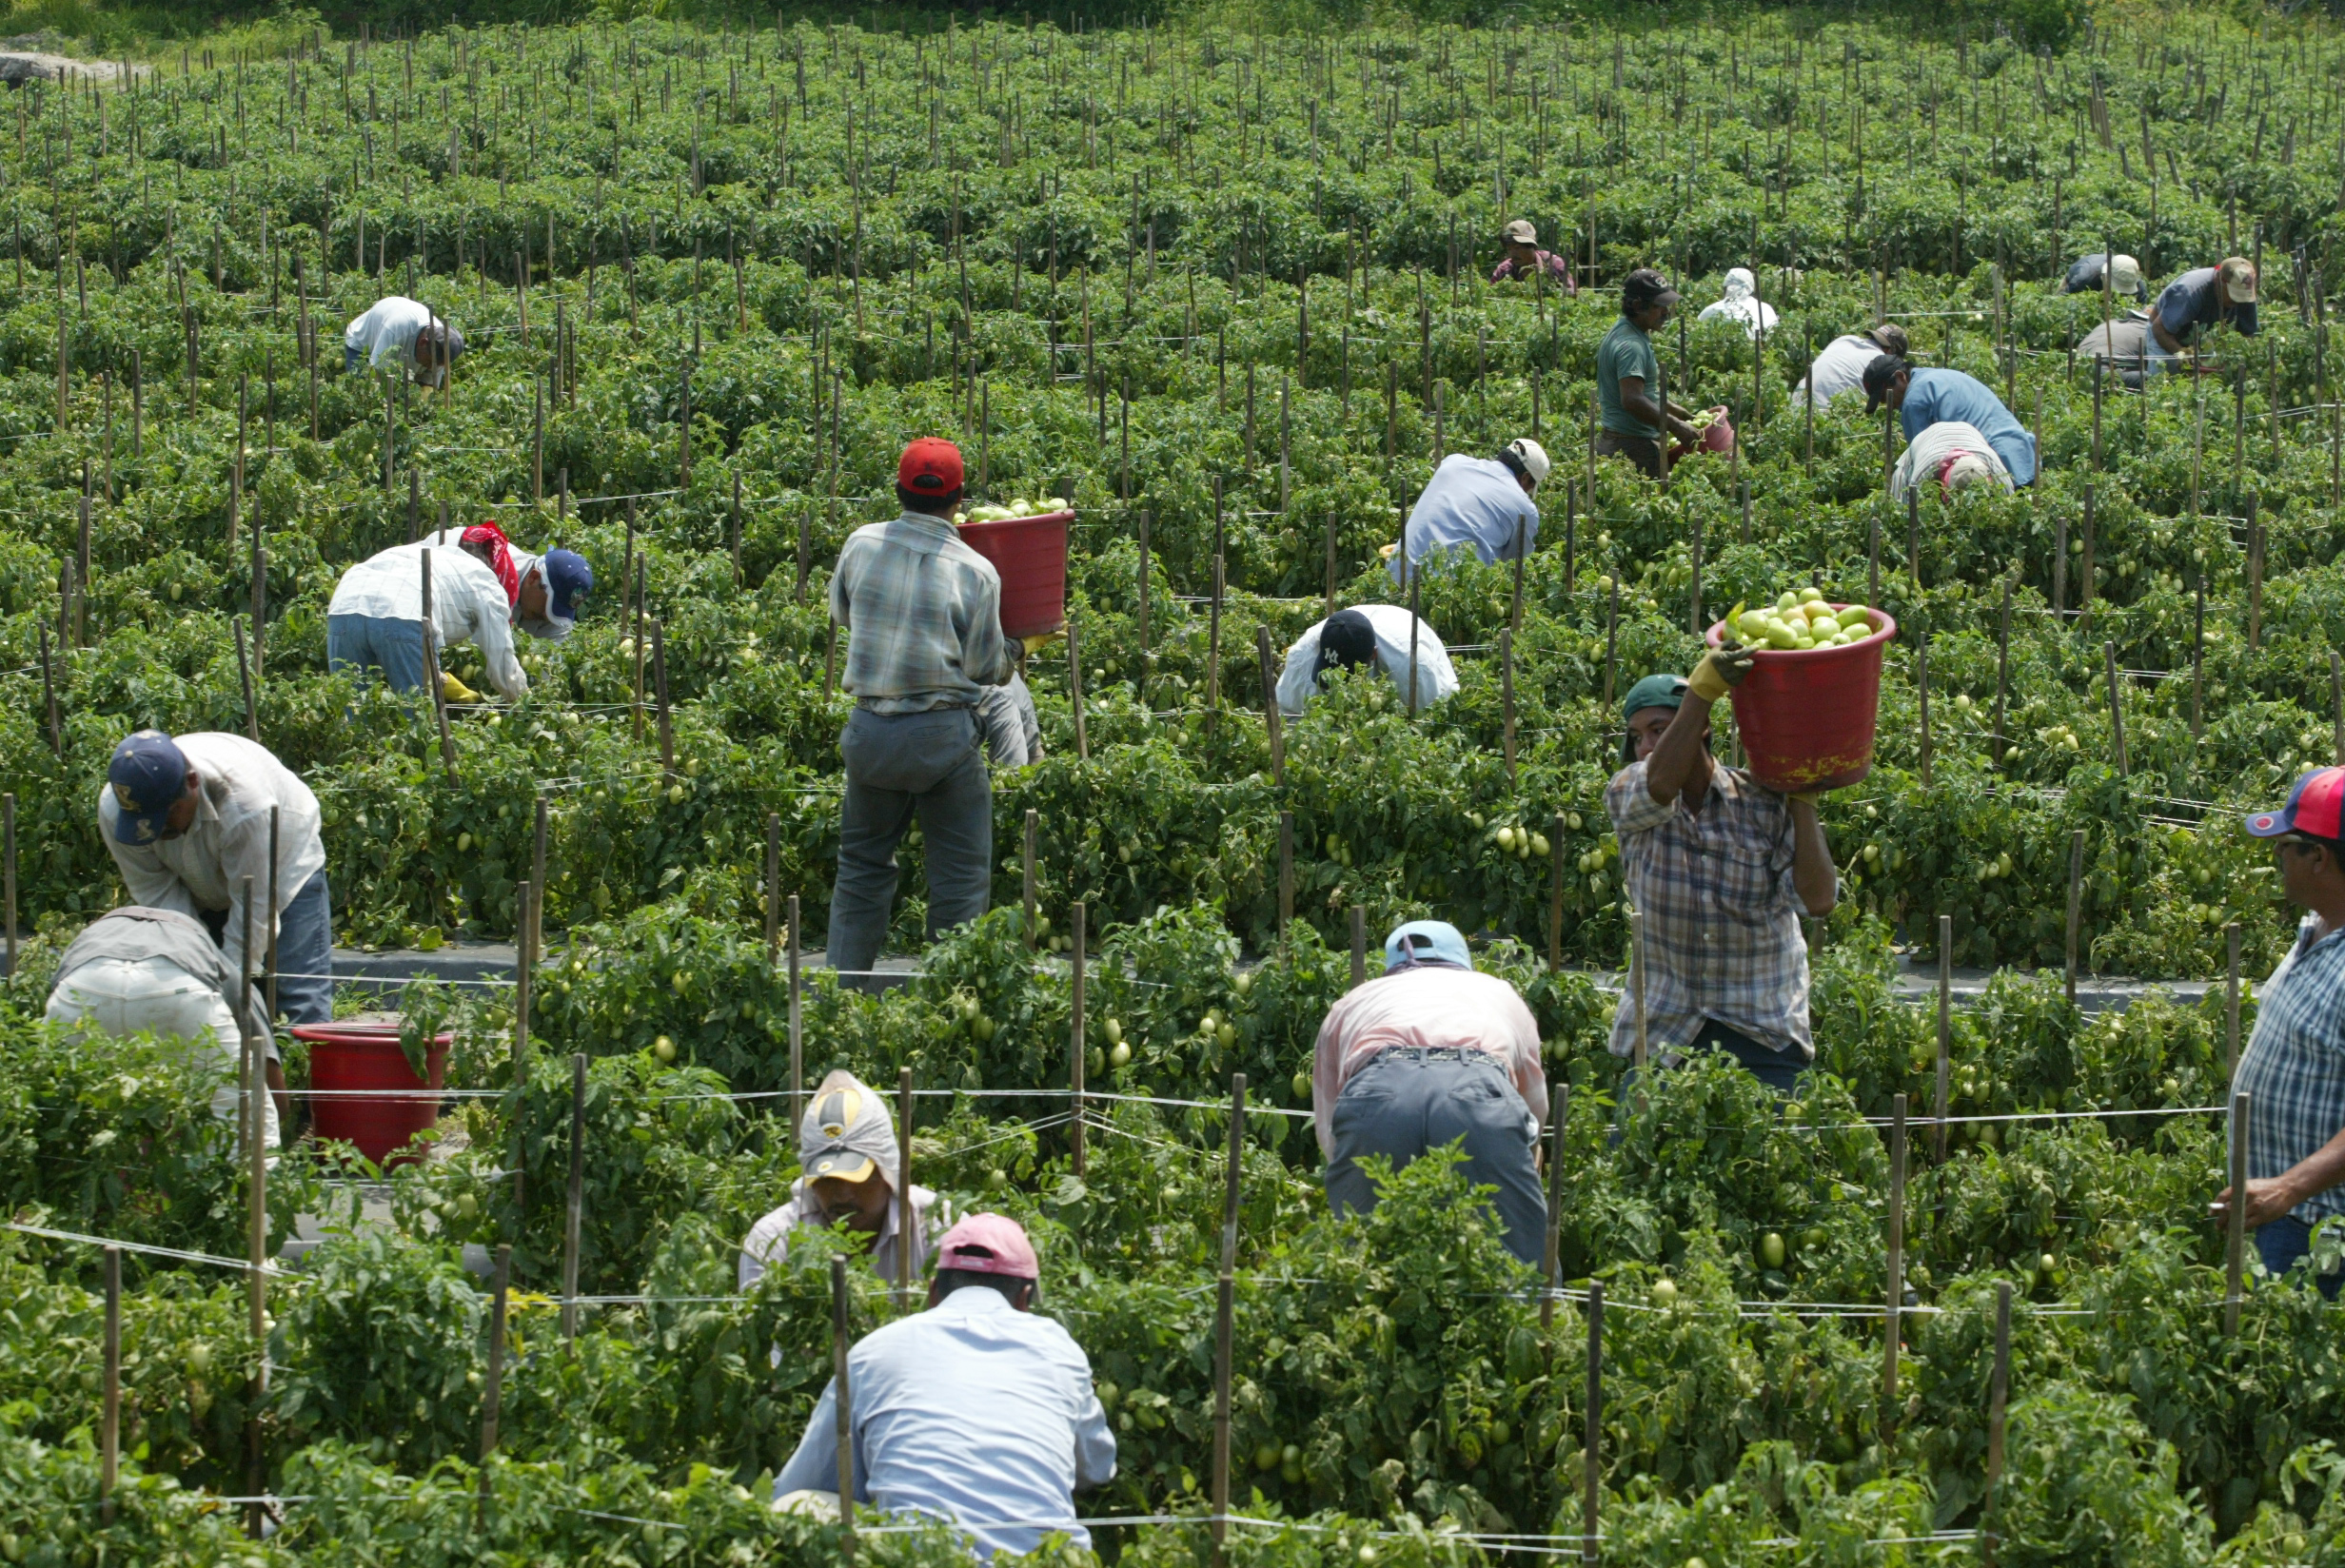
[1597,318,1663,440]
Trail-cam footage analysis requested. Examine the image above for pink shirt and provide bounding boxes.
[1310,966,1548,1158]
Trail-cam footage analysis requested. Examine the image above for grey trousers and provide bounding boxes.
[827,705,993,988]
[1324,1049,1547,1265]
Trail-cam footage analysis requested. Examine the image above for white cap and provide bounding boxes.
[2107,254,2143,296]
[1504,438,1551,486]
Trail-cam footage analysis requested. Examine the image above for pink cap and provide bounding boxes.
[936,1213,1038,1281]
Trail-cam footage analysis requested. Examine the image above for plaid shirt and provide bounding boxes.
[831,514,1016,714]
[2233,917,2345,1226]
[1604,758,1822,1061]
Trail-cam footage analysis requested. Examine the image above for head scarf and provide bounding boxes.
[461,522,522,606]
[798,1069,899,1189]
[1720,266,1756,302]
[1938,451,1997,494]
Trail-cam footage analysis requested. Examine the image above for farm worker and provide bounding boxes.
[828,438,1017,987]
[341,295,464,387]
[420,519,595,644]
[2145,258,2258,371]
[1862,358,2038,487]
[1274,605,1456,716]
[2218,767,2345,1299]
[1887,421,2017,504]
[1791,323,1908,406]
[1310,920,1549,1264]
[95,731,334,1032]
[1489,218,1576,294]
[326,537,531,702]
[2078,314,2158,391]
[976,674,1044,768]
[45,907,282,1147]
[1389,438,1547,583]
[1695,267,1779,341]
[2061,251,2147,303]
[1597,268,1705,480]
[1605,670,1838,1093]
[772,1213,1116,1557]
[739,1069,946,1290]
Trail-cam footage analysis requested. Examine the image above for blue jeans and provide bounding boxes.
[827,706,993,989]
[344,343,364,375]
[327,613,429,696]
[2256,1215,2345,1300]
[1325,1049,1547,1266]
[200,870,333,1027]
[1619,1018,1811,1100]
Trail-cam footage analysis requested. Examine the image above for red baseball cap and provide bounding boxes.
[898,437,965,497]
[935,1213,1037,1281]
[2247,767,2345,841]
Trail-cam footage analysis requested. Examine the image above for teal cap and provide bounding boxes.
[1621,674,1688,723]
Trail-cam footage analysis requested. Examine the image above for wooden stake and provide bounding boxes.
[2103,641,2128,776]
[788,894,804,1127]
[1209,1072,1248,1567]
[2065,831,2086,1005]
[652,621,675,774]
[897,1066,916,1306]
[832,1254,857,1556]
[1538,1086,1567,1335]
[1884,1093,1907,1409]
[562,1053,586,1342]
[1071,902,1087,1178]
[39,628,59,753]
[233,618,259,745]
[2224,1092,2250,1336]
[1935,916,1952,1162]
[1256,625,1283,784]
[1022,810,1038,951]
[1350,905,1367,988]
[1581,1282,1603,1565]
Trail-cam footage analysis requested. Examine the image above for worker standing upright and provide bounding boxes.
[1597,269,1703,480]
[827,440,1018,985]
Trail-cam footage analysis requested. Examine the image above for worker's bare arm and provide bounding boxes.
[1642,694,1713,808]
[1617,376,1701,444]
[1788,797,1837,915]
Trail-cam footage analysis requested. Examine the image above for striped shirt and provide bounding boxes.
[1605,758,1823,1061]
[831,514,1017,715]
[2233,917,2345,1227]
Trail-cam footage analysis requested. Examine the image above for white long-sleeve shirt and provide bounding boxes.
[1275,603,1458,716]
[343,296,442,372]
[1696,269,1780,341]
[774,1285,1116,1558]
[328,541,527,698]
[96,734,325,984]
[1888,421,2017,503]
[1795,334,1888,406]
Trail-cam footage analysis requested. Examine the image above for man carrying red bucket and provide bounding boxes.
[1603,657,1840,1093]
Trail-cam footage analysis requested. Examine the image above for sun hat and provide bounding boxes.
[1384,919,1472,971]
[1939,451,1998,493]
[935,1213,1039,1281]
[1864,323,1910,357]
[1502,219,1539,246]
[108,731,190,845]
[2246,767,2345,843]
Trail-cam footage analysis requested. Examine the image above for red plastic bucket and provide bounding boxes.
[957,509,1072,639]
[1671,407,1736,462]
[1705,606,1899,794]
[293,1020,453,1167]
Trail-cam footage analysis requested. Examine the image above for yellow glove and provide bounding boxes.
[440,670,482,705]
[1686,646,1756,703]
[1020,629,1065,657]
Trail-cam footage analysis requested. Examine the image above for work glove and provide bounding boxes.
[441,670,482,705]
[1686,646,1757,703]
[1021,629,1065,657]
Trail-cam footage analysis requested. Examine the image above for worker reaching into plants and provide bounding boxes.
[1862,356,2039,487]
[1606,670,1838,1094]
[45,906,284,1147]
[1310,920,1548,1265]
[341,295,464,388]
[326,536,539,703]
[96,730,334,1034]
[1389,437,1547,582]
[1695,266,1779,341]
[1596,267,1705,480]
[1887,421,2017,503]
[2218,767,2345,1300]
[1273,605,1456,716]
[772,1213,1116,1556]
[739,1069,948,1290]
[1791,322,1908,406]
[1488,218,1576,293]
[420,519,594,645]
[827,438,1020,988]
[2061,250,2148,303]
[2078,313,2159,391]
[2144,257,2258,374]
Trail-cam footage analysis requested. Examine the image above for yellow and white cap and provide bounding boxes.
[798,1069,897,1186]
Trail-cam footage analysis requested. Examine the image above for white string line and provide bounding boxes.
[4,1221,300,1277]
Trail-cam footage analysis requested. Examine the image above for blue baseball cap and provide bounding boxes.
[542,549,592,621]
[1384,919,1472,972]
[108,731,191,845]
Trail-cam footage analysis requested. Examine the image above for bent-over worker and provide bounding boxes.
[1696,267,1779,341]
[1793,323,1908,407]
[2218,767,2345,1299]
[1888,421,2018,503]
[2078,314,2158,391]
[1597,268,1703,480]
[1311,920,1549,1264]
[327,537,532,702]
[343,296,464,387]
[1274,605,1456,716]
[1863,358,2038,487]
[739,1069,948,1290]
[828,439,1016,985]
[1389,439,1547,583]
[97,731,333,1031]
[773,1213,1115,1557]
[46,906,283,1146]
[1606,670,1837,1093]
[1489,219,1577,294]
[2061,251,2148,302]
[2147,258,2259,372]
[420,519,595,645]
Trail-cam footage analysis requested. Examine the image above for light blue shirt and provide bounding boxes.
[1391,455,1540,582]
[1897,368,2037,486]
[774,1285,1116,1557]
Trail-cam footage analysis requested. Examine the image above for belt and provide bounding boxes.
[1374,1047,1480,1062]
